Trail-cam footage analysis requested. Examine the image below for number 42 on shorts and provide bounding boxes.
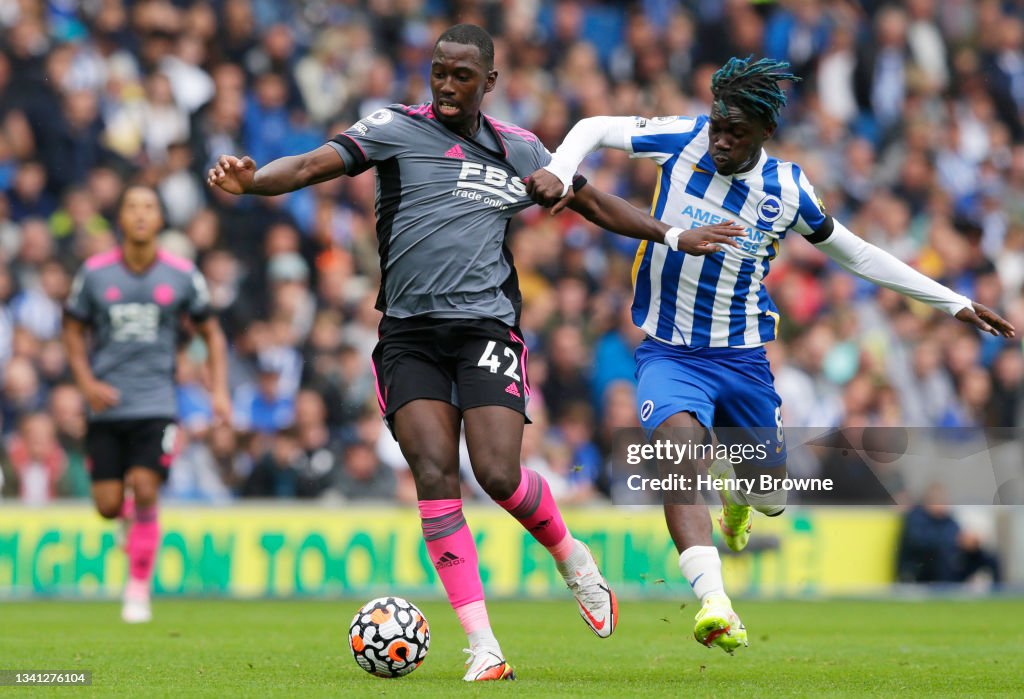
[477,340,521,381]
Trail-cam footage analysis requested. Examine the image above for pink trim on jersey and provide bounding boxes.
[336,132,368,159]
[404,103,436,120]
[484,115,539,143]
[509,329,531,399]
[156,249,194,272]
[85,248,123,270]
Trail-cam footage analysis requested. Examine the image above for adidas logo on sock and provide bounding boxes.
[444,144,465,159]
[505,382,521,397]
[435,551,465,569]
[529,517,551,532]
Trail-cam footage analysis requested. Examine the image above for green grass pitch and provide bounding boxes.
[2,598,1022,697]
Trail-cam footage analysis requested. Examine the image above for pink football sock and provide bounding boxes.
[126,504,160,585]
[496,468,573,561]
[418,499,489,634]
[454,600,491,636]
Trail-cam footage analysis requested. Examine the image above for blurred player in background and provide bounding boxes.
[208,23,742,681]
[63,185,231,623]
[528,56,1015,653]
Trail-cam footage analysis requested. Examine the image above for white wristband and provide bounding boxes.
[664,227,684,251]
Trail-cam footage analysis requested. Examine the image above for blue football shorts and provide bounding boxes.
[634,338,787,467]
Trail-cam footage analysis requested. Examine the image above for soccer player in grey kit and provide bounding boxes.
[63,185,231,623]
[209,24,742,681]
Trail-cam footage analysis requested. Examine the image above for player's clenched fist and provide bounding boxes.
[207,155,257,195]
[525,168,570,209]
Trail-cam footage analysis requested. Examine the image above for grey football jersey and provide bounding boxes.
[329,103,552,325]
[65,248,211,421]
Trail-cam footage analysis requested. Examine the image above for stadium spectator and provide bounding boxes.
[8,161,55,222]
[232,356,295,436]
[336,439,397,502]
[897,482,1002,586]
[158,141,205,230]
[11,257,67,342]
[541,324,591,421]
[852,6,913,144]
[292,388,343,497]
[207,422,254,496]
[165,428,234,503]
[48,382,89,498]
[3,411,67,504]
[241,426,304,498]
[590,301,646,409]
[550,402,602,500]
[1,356,45,435]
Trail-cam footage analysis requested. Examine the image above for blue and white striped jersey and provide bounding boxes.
[623,115,828,347]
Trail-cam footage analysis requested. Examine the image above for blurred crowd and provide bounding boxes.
[2,0,1024,506]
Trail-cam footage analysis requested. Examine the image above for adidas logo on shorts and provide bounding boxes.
[505,382,521,397]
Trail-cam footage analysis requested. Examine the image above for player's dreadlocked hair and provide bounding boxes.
[711,56,800,126]
[436,24,494,71]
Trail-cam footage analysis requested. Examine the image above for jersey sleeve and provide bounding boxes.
[519,143,588,193]
[625,115,704,165]
[785,165,831,240]
[328,107,407,175]
[528,141,553,173]
[185,268,212,321]
[65,267,93,322]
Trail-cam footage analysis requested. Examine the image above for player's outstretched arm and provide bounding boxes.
[207,144,346,196]
[194,317,232,426]
[816,219,1015,338]
[528,116,634,208]
[62,315,120,412]
[567,185,744,255]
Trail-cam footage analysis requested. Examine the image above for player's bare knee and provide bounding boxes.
[95,500,122,519]
[128,469,161,507]
[475,466,520,502]
[409,461,460,500]
[133,489,159,508]
[92,483,123,519]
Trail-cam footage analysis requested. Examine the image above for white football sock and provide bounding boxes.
[734,488,787,516]
[678,545,726,604]
[555,539,590,581]
[467,628,502,655]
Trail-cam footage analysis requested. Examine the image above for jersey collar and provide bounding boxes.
[732,149,769,180]
[478,113,508,158]
[435,108,508,160]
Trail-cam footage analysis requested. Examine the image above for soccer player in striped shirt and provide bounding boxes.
[528,56,1015,653]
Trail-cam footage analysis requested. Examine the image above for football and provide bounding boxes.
[348,597,430,678]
